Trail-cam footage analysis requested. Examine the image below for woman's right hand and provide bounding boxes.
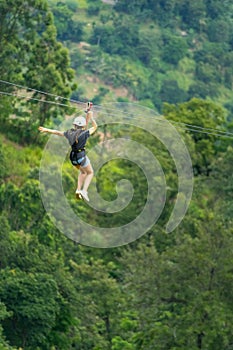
[86,110,93,124]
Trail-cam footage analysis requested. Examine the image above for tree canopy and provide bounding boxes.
[0,0,233,349]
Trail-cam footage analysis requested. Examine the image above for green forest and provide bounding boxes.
[0,0,233,349]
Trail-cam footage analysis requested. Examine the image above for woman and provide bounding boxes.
[38,107,97,202]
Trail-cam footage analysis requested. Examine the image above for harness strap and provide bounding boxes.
[76,148,85,153]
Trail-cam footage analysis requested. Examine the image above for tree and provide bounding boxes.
[207,19,230,43]
[205,0,233,20]
[115,0,176,24]
[22,23,75,137]
[0,223,81,350]
[0,0,76,144]
[0,269,60,349]
[121,223,233,349]
[114,0,146,15]
[90,18,139,57]
[159,79,188,104]
[188,81,219,99]
[0,302,14,350]
[178,0,206,31]
[0,0,48,81]
[51,1,83,42]
[211,146,233,219]
[69,258,127,349]
[163,98,226,175]
[87,0,103,16]
[162,34,188,65]
[0,214,13,270]
[136,29,161,66]
[0,143,8,183]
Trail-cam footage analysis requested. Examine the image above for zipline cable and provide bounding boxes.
[0,79,229,133]
[1,78,231,135]
[98,110,233,139]
[0,79,86,107]
[1,88,233,139]
[0,90,72,108]
[1,80,233,139]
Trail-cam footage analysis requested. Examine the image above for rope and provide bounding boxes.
[1,79,233,139]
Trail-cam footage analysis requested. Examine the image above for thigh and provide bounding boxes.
[80,162,93,174]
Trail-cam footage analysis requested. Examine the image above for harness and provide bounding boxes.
[70,143,87,167]
[76,147,85,153]
[66,129,88,166]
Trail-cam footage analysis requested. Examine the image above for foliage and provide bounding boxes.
[163,98,226,175]
[0,144,9,183]
[1,0,233,349]
[121,223,233,349]
[50,1,84,41]
[162,33,188,65]
[0,0,76,144]
[0,269,60,348]
[45,0,233,115]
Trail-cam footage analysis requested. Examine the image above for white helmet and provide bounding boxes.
[73,116,86,126]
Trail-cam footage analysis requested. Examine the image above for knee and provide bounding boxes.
[86,167,94,176]
[87,169,94,176]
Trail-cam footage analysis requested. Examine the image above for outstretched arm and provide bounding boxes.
[38,126,64,136]
[86,111,97,135]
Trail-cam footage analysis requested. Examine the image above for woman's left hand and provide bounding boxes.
[38,126,48,133]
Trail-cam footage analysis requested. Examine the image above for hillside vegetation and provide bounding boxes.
[49,0,233,117]
[0,0,233,349]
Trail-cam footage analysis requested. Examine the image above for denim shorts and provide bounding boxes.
[81,155,90,168]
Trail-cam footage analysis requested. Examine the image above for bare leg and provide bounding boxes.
[77,170,87,190]
[80,163,94,192]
